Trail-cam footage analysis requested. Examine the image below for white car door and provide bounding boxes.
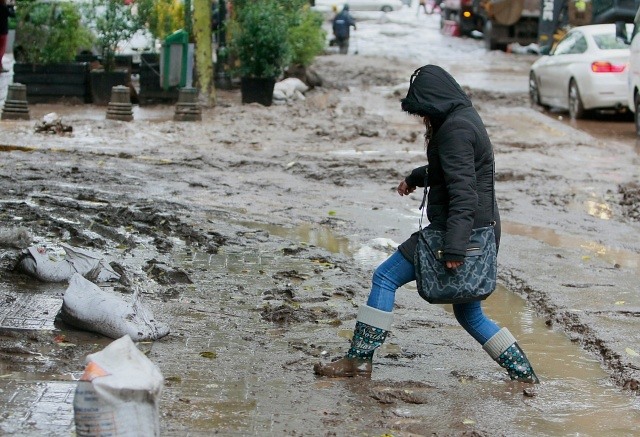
[537,31,586,109]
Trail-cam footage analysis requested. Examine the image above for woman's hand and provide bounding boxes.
[446,260,463,269]
[397,180,416,196]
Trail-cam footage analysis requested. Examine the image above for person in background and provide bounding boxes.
[313,65,540,384]
[332,4,356,55]
[0,0,15,73]
[417,0,428,15]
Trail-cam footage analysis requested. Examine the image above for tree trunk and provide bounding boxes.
[193,0,215,106]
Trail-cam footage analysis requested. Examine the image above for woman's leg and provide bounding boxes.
[314,251,414,378]
[454,301,539,383]
[452,301,500,345]
[366,250,416,312]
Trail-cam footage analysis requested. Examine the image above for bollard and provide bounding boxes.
[1,83,30,120]
[106,85,133,122]
[173,87,202,122]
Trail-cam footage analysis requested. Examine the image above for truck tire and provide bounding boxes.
[484,20,498,51]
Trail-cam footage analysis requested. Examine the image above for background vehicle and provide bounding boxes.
[310,0,404,13]
[441,0,479,36]
[529,23,632,119]
[618,7,640,135]
[440,0,540,50]
[480,0,540,50]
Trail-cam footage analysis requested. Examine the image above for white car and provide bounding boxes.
[624,9,640,135]
[529,23,632,119]
[311,0,404,13]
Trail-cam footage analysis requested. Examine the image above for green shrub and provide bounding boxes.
[287,7,326,67]
[83,0,142,71]
[14,1,94,64]
[136,0,185,42]
[229,0,290,79]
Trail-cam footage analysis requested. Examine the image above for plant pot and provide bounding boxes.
[13,63,91,104]
[241,77,276,106]
[90,69,130,106]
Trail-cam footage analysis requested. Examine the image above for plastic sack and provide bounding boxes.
[16,244,120,282]
[59,273,170,341]
[273,78,309,103]
[74,335,164,437]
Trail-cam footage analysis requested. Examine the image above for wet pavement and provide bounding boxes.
[2,7,640,437]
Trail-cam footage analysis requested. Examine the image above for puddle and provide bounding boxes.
[235,220,353,256]
[480,285,640,435]
[503,220,640,269]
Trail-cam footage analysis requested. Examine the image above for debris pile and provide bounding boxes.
[34,112,73,135]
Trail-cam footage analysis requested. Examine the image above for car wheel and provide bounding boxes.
[568,79,585,119]
[634,93,640,137]
[381,6,392,12]
[529,72,541,106]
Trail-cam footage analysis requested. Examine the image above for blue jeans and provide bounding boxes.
[366,250,500,345]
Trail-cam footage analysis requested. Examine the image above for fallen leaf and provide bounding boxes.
[199,351,217,359]
[626,348,639,357]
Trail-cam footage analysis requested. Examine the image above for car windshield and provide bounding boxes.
[593,33,629,50]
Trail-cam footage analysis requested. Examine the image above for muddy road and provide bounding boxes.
[1,9,640,437]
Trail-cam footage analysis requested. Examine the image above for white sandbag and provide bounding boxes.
[273,77,309,101]
[74,335,164,437]
[0,227,33,249]
[16,244,120,282]
[59,273,170,341]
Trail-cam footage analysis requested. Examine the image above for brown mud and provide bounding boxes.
[1,52,640,435]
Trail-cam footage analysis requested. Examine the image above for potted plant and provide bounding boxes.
[229,0,290,106]
[83,0,142,105]
[12,1,95,103]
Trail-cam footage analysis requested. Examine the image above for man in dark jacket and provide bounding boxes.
[314,65,539,384]
[332,4,356,55]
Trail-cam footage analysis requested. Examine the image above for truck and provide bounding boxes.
[440,0,540,51]
[480,0,541,50]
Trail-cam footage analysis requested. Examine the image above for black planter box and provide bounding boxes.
[90,69,130,106]
[13,63,91,104]
[241,77,276,106]
[137,53,178,105]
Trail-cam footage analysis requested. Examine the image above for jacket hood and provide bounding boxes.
[401,65,472,124]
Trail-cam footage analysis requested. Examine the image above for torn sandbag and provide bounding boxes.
[74,335,163,437]
[59,273,170,341]
[273,77,309,104]
[15,244,120,282]
[0,227,33,249]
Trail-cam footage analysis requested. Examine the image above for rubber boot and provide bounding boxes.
[483,327,540,383]
[314,304,393,378]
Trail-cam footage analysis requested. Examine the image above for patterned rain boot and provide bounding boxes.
[483,327,540,383]
[314,304,393,378]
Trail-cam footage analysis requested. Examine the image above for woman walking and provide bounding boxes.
[313,65,539,384]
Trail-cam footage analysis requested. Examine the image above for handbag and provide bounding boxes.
[413,164,497,304]
[414,225,497,304]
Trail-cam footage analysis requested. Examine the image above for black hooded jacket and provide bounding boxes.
[397,65,500,263]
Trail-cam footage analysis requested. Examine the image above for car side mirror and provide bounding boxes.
[616,21,629,44]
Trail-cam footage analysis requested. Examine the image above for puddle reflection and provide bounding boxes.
[481,286,640,435]
[503,221,640,269]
